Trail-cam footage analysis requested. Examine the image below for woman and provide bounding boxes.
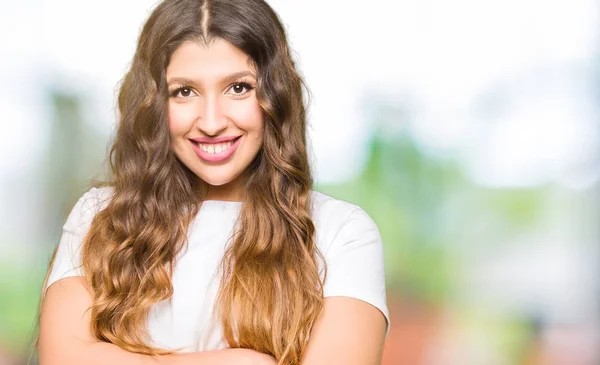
[38,0,389,364]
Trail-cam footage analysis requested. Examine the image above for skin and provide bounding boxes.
[300,297,387,365]
[166,39,264,202]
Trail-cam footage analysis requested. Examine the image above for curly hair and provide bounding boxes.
[40,1,325,364]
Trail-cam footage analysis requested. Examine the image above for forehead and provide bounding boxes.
[166,39,255,81]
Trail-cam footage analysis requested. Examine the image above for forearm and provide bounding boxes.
[41,340,250,365]
[40,278,274,365]
[91,342,242,365]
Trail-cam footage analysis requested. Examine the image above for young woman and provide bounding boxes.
[37,0,389,364]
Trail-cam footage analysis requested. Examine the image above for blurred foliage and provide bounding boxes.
[0,260,44,356]
[316,128,547,307]
[317,134,459,303]
[0,88,108,359]
[44,89,109,231]
[315,118,553,364]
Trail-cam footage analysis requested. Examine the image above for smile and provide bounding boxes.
[190,136,242,163]
[194,140,234,154]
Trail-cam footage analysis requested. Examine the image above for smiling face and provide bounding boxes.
[166,39,264,201]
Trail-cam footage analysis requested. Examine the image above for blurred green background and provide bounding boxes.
[1,0,599,364]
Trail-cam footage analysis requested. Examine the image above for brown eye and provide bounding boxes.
[180,87,192,97]
[232,84,246,94]
[227,82,254,97]
[170,86,196,98]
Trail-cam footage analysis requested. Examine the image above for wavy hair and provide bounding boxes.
[39,0,325,364]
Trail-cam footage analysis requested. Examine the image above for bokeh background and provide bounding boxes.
[1,0,599,364]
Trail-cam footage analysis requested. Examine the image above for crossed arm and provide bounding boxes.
[39,276,387,365]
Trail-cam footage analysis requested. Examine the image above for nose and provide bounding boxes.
[195,95,227,136]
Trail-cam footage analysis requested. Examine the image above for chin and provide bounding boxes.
[198,172,238,187]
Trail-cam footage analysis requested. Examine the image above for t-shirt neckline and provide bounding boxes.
[200,200,243,209]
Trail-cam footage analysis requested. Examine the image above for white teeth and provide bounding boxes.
[196,140,234,154]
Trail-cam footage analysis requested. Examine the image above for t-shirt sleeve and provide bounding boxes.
[45,187,102,291]
[322,206,391,337]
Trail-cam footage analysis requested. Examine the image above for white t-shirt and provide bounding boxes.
[47,186,390,351]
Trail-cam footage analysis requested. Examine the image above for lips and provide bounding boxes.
[190,135,242,163]
[190,135,242,144]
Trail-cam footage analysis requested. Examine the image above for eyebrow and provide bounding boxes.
[167,71,256,86]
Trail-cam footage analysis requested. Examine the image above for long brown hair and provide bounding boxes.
[39,1,325,364]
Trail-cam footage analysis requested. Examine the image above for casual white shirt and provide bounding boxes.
[47,186,390,351]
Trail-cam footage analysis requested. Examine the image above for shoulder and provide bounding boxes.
[63,186,114,234]
[310,190,379,233]
[310,190,357,214]
[310,191,390,334]
[310,190,363,225]
[46,185,115,291]
[310,190,381,253]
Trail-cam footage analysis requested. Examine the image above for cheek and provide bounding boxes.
[168,102,199,136]
[229,100,264,135]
